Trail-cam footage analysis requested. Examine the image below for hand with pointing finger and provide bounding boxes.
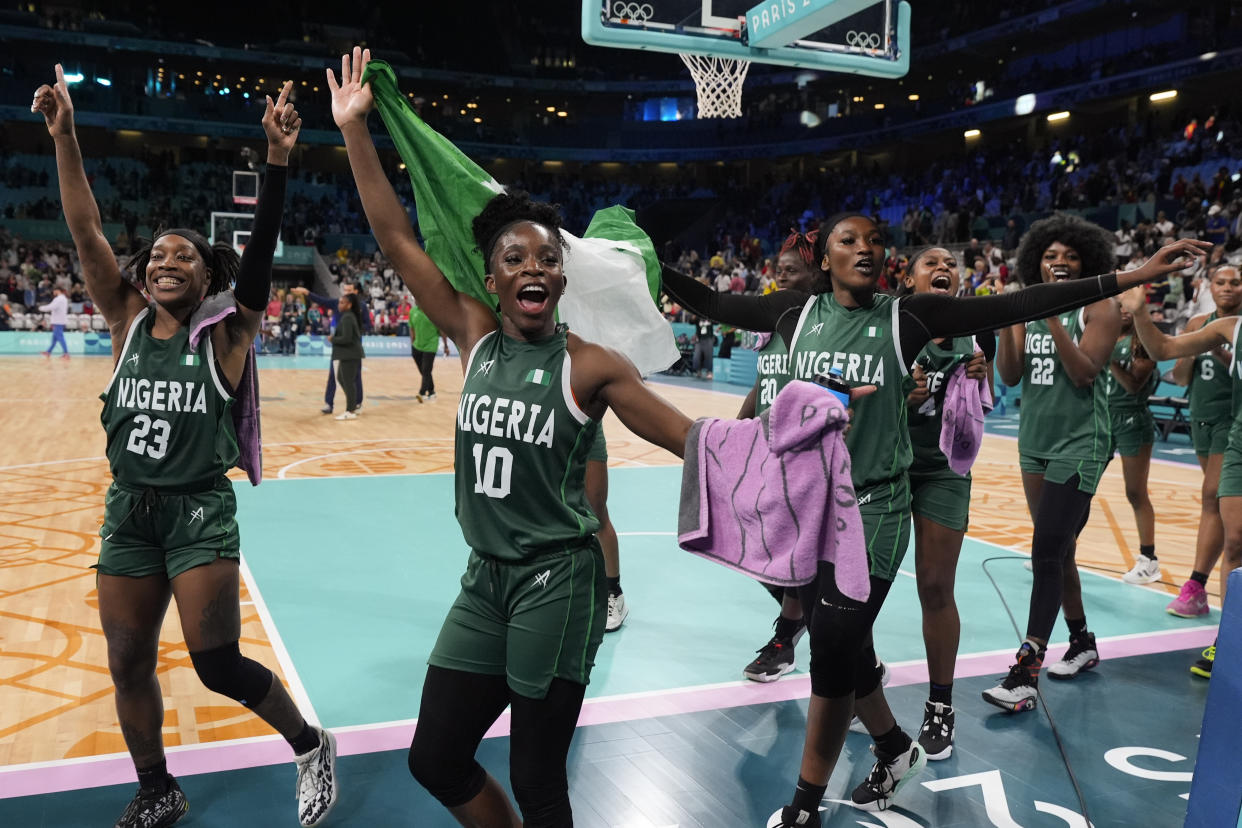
[262,80,301,164]
[31,63,75,138]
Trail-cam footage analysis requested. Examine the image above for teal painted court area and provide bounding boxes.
[235,466,1210,731]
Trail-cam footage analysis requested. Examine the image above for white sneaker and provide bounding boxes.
[1122,553,1161,584]
[605,592,628,632]
[294,727,337,827]
[850,740,927,811]
[335,411,357,420]
[1046,632,1099,680]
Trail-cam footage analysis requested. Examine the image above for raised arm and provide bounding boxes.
[34,63,145,340]
[661,263,804,331]
[896,239,1211,361]
[328,47,495,359]
[1119,286,1237,361]
[214,82,300,386]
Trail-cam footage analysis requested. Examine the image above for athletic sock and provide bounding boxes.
[929,681,953,706]
[874,723,912,759]
[1191,570,1209,587]
[1139,544,1156,560]
[775,614,805,640]
[1018,640,1045,679]
[289,722,321,755]
[606,576,622,596]
[136,759,171,795]
[791,776,828,813]
[1065,616,1087,639]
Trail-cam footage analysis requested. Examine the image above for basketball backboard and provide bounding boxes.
[581,0,909,77]
[211,211,284,258]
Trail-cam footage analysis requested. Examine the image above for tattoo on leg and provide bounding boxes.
[198,578,241,648]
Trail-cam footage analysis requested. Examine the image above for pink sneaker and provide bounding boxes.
[1166,580,1209,618]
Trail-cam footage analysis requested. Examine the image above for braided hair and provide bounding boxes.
[124,227,239,297]
[1014,213,1114,287]
[471,190,568,272]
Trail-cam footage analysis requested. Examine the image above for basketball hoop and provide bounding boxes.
[679,53,750,119]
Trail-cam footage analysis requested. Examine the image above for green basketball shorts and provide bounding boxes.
[908,466,972,533]
[1107,409,1155,458]
[1192,416,1231,458]
[1019,453,1106,495]
[857,476,913,582]
[95,479,241,579]
[1217,423,1242,498]
[428,541,606,699]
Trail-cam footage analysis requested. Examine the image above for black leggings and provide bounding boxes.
[797,563,894,698]
[413,348,436,395]
[408,665,586,827]
[335,359,361,412]
[1025,475,1094,643]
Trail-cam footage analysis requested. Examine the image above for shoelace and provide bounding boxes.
[1000,662,1030,689]
[922,710,947,735]
[296,746,324,804]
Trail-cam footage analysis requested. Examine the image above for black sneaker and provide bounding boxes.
[114,778,188,828]
[743,619,805,683]
[766,805,821,827]
[918,701,955,760]
[850,740,927,811]
[1190,644,1215,679]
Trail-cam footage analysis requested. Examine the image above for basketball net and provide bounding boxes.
[679,53,750,119]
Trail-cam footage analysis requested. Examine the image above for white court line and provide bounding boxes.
[237,555,319,727]
[277,446,454,478]
[0,455,106,471]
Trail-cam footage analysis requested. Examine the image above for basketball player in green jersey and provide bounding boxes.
[738,229,825,683]
[986,215,1122,711]
[1105,308,1161,585]
[1122,278,1242,680]
[34,68,337,828]
[662,214,1206,824]
[329,48,698,827]
[899,247,994,761]
[1166,264,1242,624]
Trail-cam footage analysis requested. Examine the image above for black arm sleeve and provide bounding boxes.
[661,263,806,332]
[976,328,997,361]
[233,163,288,312]
[897,273,1120,362]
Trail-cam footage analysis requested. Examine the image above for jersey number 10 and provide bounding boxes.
[472,444,513,499]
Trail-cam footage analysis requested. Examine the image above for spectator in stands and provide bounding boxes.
[1206,204,1230,246]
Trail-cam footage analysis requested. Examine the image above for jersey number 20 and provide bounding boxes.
[471,444,513,499]
[126,414,171,460]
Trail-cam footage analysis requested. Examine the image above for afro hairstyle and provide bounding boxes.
[1014,213,1115,287]
[471,190,568,272]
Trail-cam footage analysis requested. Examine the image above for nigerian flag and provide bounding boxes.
[361,60,678,376]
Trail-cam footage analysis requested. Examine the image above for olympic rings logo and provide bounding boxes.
[612,1,654,21]
[845,30,881,49]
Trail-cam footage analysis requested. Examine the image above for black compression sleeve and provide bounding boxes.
[977,328,997,361]
[233,164,288,312]
[660,264,806,331]
[897,273,1120,362]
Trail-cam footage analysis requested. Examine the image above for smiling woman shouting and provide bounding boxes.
[328,47,698,827]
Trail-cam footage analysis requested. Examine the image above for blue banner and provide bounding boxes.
[0,330,113,355]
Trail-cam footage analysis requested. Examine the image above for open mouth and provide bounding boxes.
[515,283,550,314]
[152,274,187,291]
[1049,265,1072,280]
[855,258,874,277]
[930,273,953,293]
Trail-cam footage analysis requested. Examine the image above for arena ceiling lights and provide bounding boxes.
[1149,90,1178,102]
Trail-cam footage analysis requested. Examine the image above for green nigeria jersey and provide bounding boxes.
[753,333,789,416]
[99,307,238,490]
[1017,308,1110,461]
[786,292,911,494]
[906,335,980,475]
[455,326,601,561]
[1189,312,1234,422]
[1105,335,1157,413]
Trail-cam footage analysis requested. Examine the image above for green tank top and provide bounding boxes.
[1189,312,1234,422]
[454,326,600,561]
[99,308,238,490]
[410,306,440,352]
[753,333,789,416]
[1017,309,1110,461]
[1105,335,1157,413]
[786,292,911,494]
[906,335,979,475]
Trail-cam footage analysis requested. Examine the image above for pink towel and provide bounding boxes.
[678,380,870,601]
[189,295,263,486]
[939,363,993,476]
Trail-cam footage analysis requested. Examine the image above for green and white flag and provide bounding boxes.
[524,368,552,386]
[183,354,200,366]
[362,60,678,376]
